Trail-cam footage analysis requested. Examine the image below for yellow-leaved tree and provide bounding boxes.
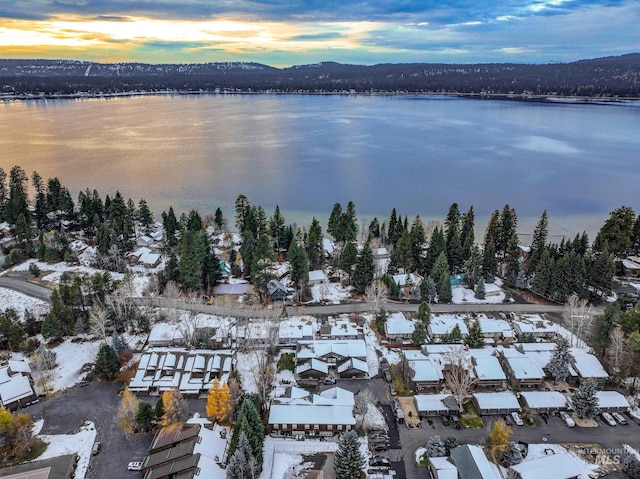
[118,386,139,432]
[487,419,512,463]
[161,388,187,429]
[206,379,231,424]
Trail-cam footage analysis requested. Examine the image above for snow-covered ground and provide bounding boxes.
[261,437,337,479]
[451,284,506,304]
[8,258,152,296]
[0,288,49,319]
[310,282,352,304]
[34,419,97,479]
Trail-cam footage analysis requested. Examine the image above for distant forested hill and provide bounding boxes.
[1,54,639,97]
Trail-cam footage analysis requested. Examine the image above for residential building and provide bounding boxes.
[384,312,415,341]
[509,453,580,479]
[472,391,520,415]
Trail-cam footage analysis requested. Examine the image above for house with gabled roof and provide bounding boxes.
[508,452,580,479]
[296,359,329,381]
[428,315,469,341]
[0,362,36,410]
[384,312,415,341]
[268,386,356,437]
[470,352,507,391]
[450,444,500,479]
[402,351,444,392]
[497,349,545,390]
[337,358,368,379]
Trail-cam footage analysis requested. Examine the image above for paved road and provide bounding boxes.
[0,276,53,301]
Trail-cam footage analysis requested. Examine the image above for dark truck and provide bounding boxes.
[380,358,392,383]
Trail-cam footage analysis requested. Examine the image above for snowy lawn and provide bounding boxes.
[452,284,505,304]
[310,282,352,304]
[35,419,97,479]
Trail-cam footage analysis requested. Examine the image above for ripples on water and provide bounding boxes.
[1,94,638,238]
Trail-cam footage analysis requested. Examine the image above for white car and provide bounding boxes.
[601,412,617,427]
[612,412,627,425]
[128,462,143,471]
[559,411,575,427]
[511,412,524,426]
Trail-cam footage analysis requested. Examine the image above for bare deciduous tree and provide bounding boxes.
[608,326,626,374]
[443,346,476,413]
[366,280,388,314]
[563,293,593,348]
[89,304,111,342]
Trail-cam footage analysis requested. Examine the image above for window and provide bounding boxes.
[337,425,343,430]
[304,424,310,430]
[292,424,297,430]
[282,424,287,429]
[313,424,319,430]
[327,425,333,430]
[273,424,279,429]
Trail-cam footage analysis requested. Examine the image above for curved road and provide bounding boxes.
[0,276,53,301]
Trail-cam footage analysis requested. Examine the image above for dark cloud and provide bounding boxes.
[290,32,345,41]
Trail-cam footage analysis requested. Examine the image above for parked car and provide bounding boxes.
[321,376,336,385]
[128,462,143,471]
[559,411,575,427]
[369,457,391,467]
[601,412,617,427]
[511,412,524,426]
[612,412,627,425]
[92,442,101,455]
[389,383,397,396]
[504,415,513,426]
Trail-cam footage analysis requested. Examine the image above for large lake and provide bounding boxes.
[1,94,638,239]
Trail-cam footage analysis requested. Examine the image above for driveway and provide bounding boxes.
[23,382,153,479]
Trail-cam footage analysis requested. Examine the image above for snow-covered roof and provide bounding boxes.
[509,452,581,479]
[392,273,422,287]
[476,316,514,338]
[472,356,506,381]
[279,317,317,340]
[296,359,328,375]
[520,391,568,410]
[268,404,355,426]
[385,312,415,336]
[622,258,640,269]
[8,359,31,374]
[317,387,355,406]
[323,238,334,254]
[0,369,34,406]
[414,394,455,413]
[337,358,368,375]
[309,270,328,282]
[408,359,443,382]
[473,391,520,411]
[429,457,458,479]
[148,323,184,344]
[296,340,367,360]
[428,315,469,336]
[503,356,545,380]
[595,391,630,410]
[570,348,608,379]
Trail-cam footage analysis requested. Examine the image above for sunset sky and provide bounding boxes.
[0,1,638,67]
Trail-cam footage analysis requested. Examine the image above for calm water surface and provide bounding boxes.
[1,94,638,238]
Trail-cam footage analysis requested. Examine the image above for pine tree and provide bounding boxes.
[154,396,165,422]
[206,379,232,424]
[229,397,264,470]
[420,276,437,303]
[430,251,450,286]
[93,343,120,381]
[623,455,640,479]
[334,430,365,479]
[572,380,600,419]
[593,206,635,257]
[474,276,486,300]
[460,206,475,263]
[306,217,323,270]
[136,401,155,432]
[547,337,574,382]
[465,321,484,348]
[226,447,248,479]
[415,302,432,325]
[531,248,554,298]
[391,230,413,272]
[529,210,549,273]
[484,209,501,248]
[288,238,309,295]
[410,216,426,271]
[269,205,287,252]
[327,203,343,240]
[502,442,524,467]
[411,324,427,346]
[388,208,400,246]
[593,302,620,357]
[424,227,446,276]
[352,243,375,294]
[465,245,483,288]
[482,241,498,281]
[449,323,462,342]
[438,272,452,303]
[340,241,358,276]
[425,435,447,457]
[498,204,518,259]
[444,436,458,455]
